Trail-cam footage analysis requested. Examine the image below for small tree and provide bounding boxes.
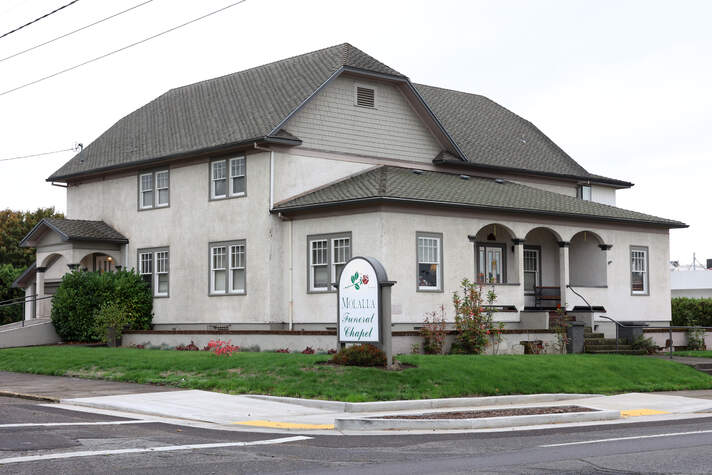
[421,305,447,354]
[451,279,498,354]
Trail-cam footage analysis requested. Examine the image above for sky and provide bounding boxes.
[0,0,709,263]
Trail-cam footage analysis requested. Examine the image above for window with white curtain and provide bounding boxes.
[138,170,169,209]
[211,156,246,200]
[417,233,442,291]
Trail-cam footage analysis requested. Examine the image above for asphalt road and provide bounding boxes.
[3,395,712,474]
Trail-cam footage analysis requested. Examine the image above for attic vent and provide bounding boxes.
[412,169,424,175]
[459,175,470,180]
[355,86,375,108]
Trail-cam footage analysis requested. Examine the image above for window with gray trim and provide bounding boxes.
[138,170,169,209]
[308,233,351,292]
[210,240,246,295]
[476,243,506,284]
[417,233,442,291]
[577,184,592,201]
[211,156,246,200]
[137,247,169,297]
[631,246,649,295]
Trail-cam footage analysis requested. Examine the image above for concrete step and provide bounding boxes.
[584,333,605,339]
[584,344,633,351]
[585,349,647,355]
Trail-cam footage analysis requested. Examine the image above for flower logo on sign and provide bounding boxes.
[346,272,369,290]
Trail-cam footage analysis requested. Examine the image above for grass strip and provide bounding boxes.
[1,346,711,402]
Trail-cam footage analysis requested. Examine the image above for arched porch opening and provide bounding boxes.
[569,231,607,287]
[77,251,121,273]
[472,223,517,284]
[524,227,561,308]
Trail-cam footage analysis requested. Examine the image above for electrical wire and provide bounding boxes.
[0,0,247,98]
[0,0,155,64]
[0,0,81,41]
[0,147,75,162]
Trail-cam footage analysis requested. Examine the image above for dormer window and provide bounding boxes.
[577,184,592,201]
[354,85,375,108]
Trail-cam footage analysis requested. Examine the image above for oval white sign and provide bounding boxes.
[338,257,379,342]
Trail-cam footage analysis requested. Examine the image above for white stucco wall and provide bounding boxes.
[591,185,616,206]
[569,232,607,287]
[285,75,443,163]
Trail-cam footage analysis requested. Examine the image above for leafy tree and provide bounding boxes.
[0,207,64,269]
[0,264,23,324]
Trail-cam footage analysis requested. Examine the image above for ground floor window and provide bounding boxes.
[137,247,169,297]
[210,240,246,295]
[523,246,540,292]
[476,243,505,283]
[417,232,442,291]
[631,246,649,295]
[308,233,351,292]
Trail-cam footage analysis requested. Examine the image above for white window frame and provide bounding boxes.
[155,170,169,207]
[476,243,506,284]
[308,233,351,293]
[416,233,442,292]
[523,247,540,293]
[137,247,168,297]
[229,156,246,197]
[210,240,246,296]
[139,173,154,209]
[577,184,592,201]
[631,246,649,296]
[211,160,227,199]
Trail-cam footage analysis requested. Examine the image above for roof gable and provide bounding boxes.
[20,218,128,248]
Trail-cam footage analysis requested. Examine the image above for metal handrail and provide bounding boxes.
[0,294,39,305]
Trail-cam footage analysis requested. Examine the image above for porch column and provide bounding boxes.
[512,239,525,309]
[35,266,46,318]
[558,242,570,309]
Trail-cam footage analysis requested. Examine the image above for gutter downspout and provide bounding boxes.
[278,212,294,330]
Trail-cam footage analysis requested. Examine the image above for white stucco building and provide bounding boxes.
[16,43,686,337]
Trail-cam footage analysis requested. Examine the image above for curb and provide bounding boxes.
[248,393,602,413]
[335,408,621,431]
[0,390,59,403]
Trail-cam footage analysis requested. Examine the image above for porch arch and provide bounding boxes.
[569,231,608,287]
[75,249,123,272]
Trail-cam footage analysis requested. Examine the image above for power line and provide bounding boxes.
[0,0,81,41]
[0,0,155,64]
[0,147,77,163]
[0,0,247,98]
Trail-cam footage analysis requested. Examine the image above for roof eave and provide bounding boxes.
[432,158,634,188]
[11,263,37,288]
[273,197,687,229]
[47,136,301,183]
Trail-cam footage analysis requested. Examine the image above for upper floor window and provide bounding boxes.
[308,233,351,292]
[417,232,442,291]
[210,240,246,295]
[631,246,649,295]
[211,156,246,200]
[577,184,592,201]
[138,247,169,297]
[138,170,169,209]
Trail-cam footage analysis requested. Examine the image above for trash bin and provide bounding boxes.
[566,321,585,354]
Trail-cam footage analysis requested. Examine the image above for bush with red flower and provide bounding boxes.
[450,278,499,354]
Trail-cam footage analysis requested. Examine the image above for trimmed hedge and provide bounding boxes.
[671,297,712,327]
[51,270,152,342]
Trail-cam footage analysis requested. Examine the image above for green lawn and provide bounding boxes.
[1,346,711,402]
[674,350,712,358]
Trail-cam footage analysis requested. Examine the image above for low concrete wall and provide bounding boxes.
[0,320,61,348]
[644,328,712,350]
[122,330,561,355]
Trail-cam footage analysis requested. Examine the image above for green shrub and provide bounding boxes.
[93,301,131,344]
[51,269,152,342]
[331,344,386,367]
[687,327,706,350]
[671,297,712,326]
[451,278,498,354]
[632,335,657,354]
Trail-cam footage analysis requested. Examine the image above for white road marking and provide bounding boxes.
[0,420,153,428]
[540,429,712,447]
[0,435,312,465]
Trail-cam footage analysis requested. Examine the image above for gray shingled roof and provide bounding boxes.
[20,218,128,247]
[48,43,403,181]
[414,84,629,185]
[48,42,628,187]
[273,166,685,228]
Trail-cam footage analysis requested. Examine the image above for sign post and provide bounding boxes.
[336,256,395,366]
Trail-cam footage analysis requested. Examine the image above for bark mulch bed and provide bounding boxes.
[378,405,596,419]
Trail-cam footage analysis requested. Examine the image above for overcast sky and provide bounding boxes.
[0,0,709,263]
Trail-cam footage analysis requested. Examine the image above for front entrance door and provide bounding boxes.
[95,255,115,273]
[524,247,540,306]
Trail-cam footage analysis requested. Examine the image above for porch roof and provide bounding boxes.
[19,218,128,248]
[11,263,36,289]
[273,166,687,228]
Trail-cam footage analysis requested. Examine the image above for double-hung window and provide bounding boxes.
[137,247,169,297]
[138,170,169,209]
[308,233,351,292]
[416,233,442,291]
[211,156,246,199]
[577,184,592,201]
[210,240,246,295]
[631,246,649,295]
[476,243,505,284]
[523,247,540,293]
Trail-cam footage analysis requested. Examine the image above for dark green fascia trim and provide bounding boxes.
[47,135,301,183]
[273,196,689,229]
[432,158,634,189]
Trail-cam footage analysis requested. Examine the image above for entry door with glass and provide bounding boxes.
[523,247,540,293]
[477,244,504,283]
[95,255,115,273]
